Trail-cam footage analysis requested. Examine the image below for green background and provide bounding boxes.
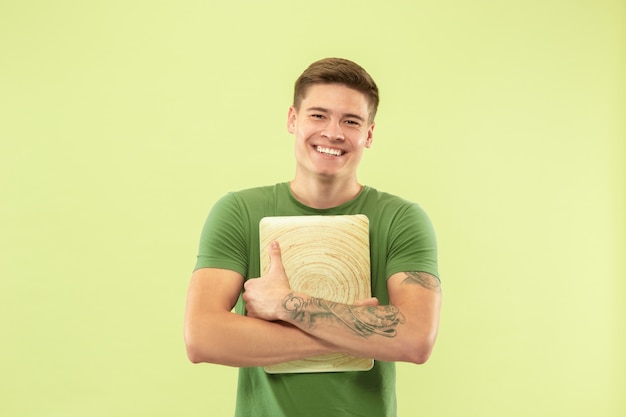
[1,1,624,416]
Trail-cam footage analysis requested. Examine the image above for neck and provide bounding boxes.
[290,176,363,209]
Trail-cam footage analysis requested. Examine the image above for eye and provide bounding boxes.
[345,119,361,126]
[311,114,325,119]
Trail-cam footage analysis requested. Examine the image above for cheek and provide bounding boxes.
[295,125,318,142]
[294,135,310,155]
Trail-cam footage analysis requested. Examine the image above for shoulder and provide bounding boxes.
[213,183,287,209]
[208,182,293,224]
[362,186,429,218]
[363,188,439,279]
[227,182,287,201]
[360,186,436,246]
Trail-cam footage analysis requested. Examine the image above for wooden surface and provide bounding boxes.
[259,215,374,373]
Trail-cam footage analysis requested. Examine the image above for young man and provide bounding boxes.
[184,58,442,417]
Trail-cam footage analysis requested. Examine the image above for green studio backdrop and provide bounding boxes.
[1,1,624,416]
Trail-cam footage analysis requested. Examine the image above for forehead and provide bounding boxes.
[300,84,370,115]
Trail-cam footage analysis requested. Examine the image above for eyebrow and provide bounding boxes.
[306,107,366,122]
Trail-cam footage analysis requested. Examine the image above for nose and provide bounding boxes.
[321,120,344,141]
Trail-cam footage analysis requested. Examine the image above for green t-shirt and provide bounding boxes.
[195,182,438,417]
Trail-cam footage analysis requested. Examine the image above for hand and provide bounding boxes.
[243,241,292,321]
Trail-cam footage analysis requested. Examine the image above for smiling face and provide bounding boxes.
[288,83,375,183]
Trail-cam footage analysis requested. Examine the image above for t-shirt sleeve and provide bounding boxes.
[194,193,249,276]
[385,203,439,280]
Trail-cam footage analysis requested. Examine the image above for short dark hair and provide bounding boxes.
[293,58,379,122]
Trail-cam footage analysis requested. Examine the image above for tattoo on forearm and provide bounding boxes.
[402,271,441,292]
[282,293,405,338]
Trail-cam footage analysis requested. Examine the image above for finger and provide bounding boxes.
[353,297,379,307]
[268,241,284,272]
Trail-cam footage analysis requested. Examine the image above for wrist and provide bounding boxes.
[279,291,308,323]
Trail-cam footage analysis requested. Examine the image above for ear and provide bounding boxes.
[365,122,375,148]
[287,106,297,134]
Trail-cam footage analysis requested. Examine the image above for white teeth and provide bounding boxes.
[316,146,343,156]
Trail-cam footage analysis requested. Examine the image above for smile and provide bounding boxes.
[315,146,344,157]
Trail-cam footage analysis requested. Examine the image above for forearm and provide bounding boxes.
[277,291,436,364]
[184,309,336,367]
[241,243,442,364]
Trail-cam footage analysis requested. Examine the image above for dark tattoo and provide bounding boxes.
[402,271,441,292]
[282,293,406,338]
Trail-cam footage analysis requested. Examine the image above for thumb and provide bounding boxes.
[267,241,285,273]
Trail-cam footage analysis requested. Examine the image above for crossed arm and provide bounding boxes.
[184,242,442,367]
